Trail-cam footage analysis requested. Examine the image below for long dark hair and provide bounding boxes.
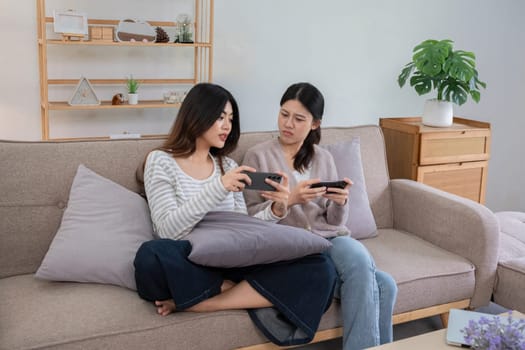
[136,83,240,196]
[161,82,241,173]
[280,82,324,172]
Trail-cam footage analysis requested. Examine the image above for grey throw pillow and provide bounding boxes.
[35,165,154,290]
[323,138,378,239]
[187,211,332,267]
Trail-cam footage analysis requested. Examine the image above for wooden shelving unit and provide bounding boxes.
[36,0,214,140]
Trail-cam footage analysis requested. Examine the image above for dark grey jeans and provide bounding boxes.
[134,239,336,346]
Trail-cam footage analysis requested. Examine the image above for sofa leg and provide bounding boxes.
[440,312,449,328]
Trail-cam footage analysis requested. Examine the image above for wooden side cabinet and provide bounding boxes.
[379,116,491,204]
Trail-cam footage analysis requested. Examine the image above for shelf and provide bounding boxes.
[44,40,211,47]
[48,78,195,85]
[48,100,181,110]
[48,134,168,142]
[45,16,178,27]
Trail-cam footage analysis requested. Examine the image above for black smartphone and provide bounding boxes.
[241,171,282,191]
[310,180,347,193]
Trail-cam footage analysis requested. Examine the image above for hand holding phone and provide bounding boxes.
[241,171,283,191]
[310,180,348,193]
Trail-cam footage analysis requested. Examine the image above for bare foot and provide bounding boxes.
[155,299,176,316]
[221,280,236,293]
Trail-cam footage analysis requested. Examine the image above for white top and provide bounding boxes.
[292,168,311,183]
[144,150,279,240]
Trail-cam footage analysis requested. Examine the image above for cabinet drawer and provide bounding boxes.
[416,161,488,203]
[419,130,490,165]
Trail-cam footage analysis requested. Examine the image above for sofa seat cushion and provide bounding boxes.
[361,229,475,314]
[496,211,525,244]
[0,275,342,350]
[498,229,525,262]
[496,211,525,262]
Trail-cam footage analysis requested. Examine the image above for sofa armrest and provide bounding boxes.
[390,179,499,308]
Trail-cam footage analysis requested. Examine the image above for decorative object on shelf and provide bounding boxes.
[53,9,88,41]
[111,93,124,105]
[460,311,525,349]
[116,19,156,42]
[68,77,100,106]
[174,14,193,43]
[398,39,486,127]
[89,25,115,42]
[155,26,170,43]
[126,75,140,105]
[163,90,187,104]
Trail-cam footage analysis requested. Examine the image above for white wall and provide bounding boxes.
[1,0,524,212]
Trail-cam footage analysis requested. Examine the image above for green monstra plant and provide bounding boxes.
[398,39,486,106]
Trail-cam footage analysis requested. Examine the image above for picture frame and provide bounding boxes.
[53,9,88,35]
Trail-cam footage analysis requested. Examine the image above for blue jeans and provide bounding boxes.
[329,236,398,350]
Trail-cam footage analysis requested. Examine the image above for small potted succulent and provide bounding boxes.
[398,39,486,127]
[126,75,140,105]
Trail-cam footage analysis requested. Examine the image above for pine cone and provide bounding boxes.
[155,27,170,43]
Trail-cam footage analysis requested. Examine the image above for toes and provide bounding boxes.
[154,300,175,316]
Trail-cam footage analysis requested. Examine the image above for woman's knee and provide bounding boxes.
[305,253,338,283]
[329,236,375,271]
[134,239,191,272]
[134,240,161,272]
[376,270,398,301]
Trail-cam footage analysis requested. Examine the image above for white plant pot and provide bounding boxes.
[128,93,139,105]
[422,99,453,127]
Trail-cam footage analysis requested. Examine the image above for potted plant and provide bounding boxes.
[398,39,486,127]
[126,75,140,105]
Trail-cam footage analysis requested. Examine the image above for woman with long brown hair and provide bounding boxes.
[133,83,336,346]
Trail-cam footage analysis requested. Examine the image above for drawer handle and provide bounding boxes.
[461,131,466,134]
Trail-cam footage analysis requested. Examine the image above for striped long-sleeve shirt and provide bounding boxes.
[144,150,280,240]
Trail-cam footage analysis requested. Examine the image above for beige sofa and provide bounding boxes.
[0,125,499,350]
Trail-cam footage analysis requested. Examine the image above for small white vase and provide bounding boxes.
[422,99,453,127]
[128,93,139,105]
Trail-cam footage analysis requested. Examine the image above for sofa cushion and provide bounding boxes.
[362,228,475,314]
[323,138,377,239]
[498,230,525,262]
[35,165,154,290]
[0,138,164,279]
[496,211,525,245]
[0,275,342,350]
[187,211,332,267]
